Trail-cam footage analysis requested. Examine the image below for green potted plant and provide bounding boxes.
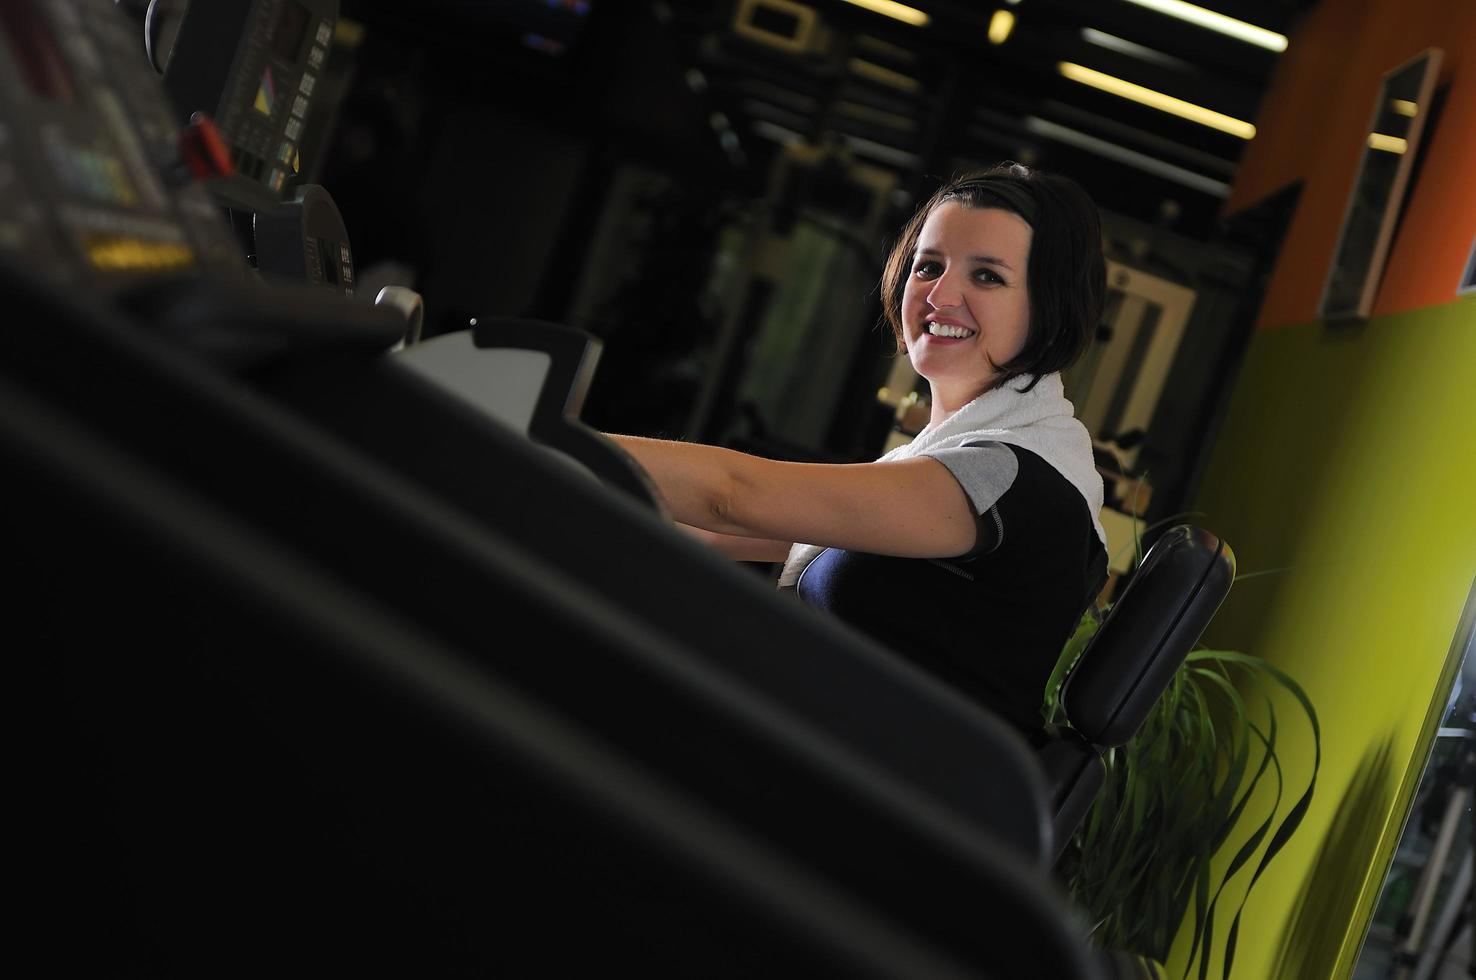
[1044,543,1321,979]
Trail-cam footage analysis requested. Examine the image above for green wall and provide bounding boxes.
[1174,296,1476,978]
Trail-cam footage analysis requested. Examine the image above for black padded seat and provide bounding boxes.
[1042,525,1235,860]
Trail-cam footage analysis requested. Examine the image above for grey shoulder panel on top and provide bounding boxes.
[923,440,1019,516]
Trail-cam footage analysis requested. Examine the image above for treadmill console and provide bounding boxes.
[162,0,337,197]
[0,0,242,290]
[154,0,354,293]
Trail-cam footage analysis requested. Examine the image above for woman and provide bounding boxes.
[610,163,1108,738]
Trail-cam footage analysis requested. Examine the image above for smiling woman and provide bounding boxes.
[899,202,1035,419]
[609,163,1110,737]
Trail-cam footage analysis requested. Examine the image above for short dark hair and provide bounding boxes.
[880,162,1105,392]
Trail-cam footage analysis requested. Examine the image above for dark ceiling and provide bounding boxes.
[338,0,1319,239]
[653,0,1318,230]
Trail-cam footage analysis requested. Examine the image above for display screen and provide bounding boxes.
[269,0,311,62]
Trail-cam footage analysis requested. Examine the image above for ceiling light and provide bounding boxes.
[837,0,929,27]
[737,79,819,114]
[1120,0,1287,52]
[989,10,1015,44]
[751,119,805,145]
[841,133,921,168]
[835,100,918,131]
[1367,133,1407,154]
[1059,62,1256,138]
[848,57,921,92]
[855,34,916,62]
[1039,98,1237,176]
[1081,28,1193,71]
[1390,99,1419,117]
[739,99,810,129]
[1024,116,1229,196]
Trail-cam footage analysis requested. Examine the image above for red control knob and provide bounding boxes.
[178,111,234,180]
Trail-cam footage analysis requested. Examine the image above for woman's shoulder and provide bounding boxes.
[995,444,1093,507]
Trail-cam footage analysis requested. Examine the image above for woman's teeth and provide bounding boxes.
[927,322,975,339]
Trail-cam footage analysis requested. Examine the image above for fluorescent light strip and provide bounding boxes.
[848,57,921,93]
[835,100,918,131]
[1390,99,1419,118]
[1059,62,1256,138]
[1081,28,1194,71]
[1024,116,1230,196]
[1367,133,1407,154]
[838,0,929,27]
[855,34,917,62]
[738,79,819,114]
[1039,98,1237,176]
[751,119,805,145]
[749,119,920,168]
[989,10,1015,44]
[1121,0,1287,52]
[841,133,921,168]
[739,99,810,130]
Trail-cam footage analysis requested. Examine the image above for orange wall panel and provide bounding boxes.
[1225,0,1476,328]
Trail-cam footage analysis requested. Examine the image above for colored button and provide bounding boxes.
[179,112,235,179]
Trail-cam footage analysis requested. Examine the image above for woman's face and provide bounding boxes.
[901,202,1033,399]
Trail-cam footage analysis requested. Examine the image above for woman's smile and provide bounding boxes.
[922,318,976,340]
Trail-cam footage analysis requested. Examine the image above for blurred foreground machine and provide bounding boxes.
[3,2,1113,977]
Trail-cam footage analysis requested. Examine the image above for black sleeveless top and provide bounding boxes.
[795,443,1107,737]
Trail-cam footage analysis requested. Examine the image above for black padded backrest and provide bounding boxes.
[1062,525,1235,747]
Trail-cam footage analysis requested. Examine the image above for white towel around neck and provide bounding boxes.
[777,372,1106,588]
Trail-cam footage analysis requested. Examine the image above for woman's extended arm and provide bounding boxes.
[677,524,794,563]
[607,434,980,560]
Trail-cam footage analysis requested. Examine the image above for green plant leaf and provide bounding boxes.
[1058,643,1321,978]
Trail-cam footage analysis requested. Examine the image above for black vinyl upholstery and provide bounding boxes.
[1043,525,1235,859]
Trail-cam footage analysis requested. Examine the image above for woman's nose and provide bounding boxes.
[927,270,962,309]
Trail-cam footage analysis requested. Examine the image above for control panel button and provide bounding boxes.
[179,113,235,180]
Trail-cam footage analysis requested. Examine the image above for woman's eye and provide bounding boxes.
[913,261,941,279]
[974,268,1004,285]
